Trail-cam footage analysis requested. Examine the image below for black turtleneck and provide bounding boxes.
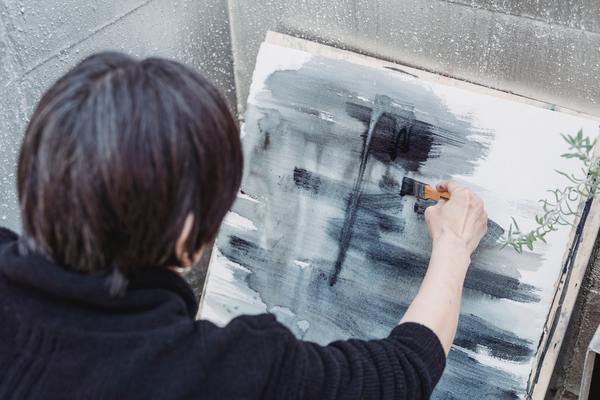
[0,227,446,399]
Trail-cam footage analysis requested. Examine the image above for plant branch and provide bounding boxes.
[499,130,598,253]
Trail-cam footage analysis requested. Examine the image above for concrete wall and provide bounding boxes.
[0,0,236,234]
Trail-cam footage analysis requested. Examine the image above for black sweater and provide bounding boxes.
[0,228,446,399]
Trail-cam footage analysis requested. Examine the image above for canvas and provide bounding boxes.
[200,34,599,398]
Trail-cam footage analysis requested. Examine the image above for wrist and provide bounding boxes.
[432,235,471,259]
[430,235,472,277]
[425,239,471,294]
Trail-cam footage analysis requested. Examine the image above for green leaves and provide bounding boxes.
[511,217,521,233]
[559,130,595,162]
[501,128,596,253]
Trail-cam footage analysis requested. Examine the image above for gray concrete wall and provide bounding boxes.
[226,1,600,398]
[0,0,236,234]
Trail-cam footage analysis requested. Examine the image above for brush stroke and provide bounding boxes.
[331,96,388,285]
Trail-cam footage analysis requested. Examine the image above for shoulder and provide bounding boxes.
[195,314,295,357]
[192,314,297,394]
[197,313,293,339]
[0,228,18,245]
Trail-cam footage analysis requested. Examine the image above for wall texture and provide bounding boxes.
[0,0,236,234]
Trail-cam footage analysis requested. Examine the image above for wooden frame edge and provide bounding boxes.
[528,131,600,398]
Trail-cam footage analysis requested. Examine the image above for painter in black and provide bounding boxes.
[0,228,446,399]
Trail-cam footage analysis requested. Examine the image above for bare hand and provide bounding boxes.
[424,181,487,255]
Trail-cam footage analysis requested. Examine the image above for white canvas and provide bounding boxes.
[200,39,598,398]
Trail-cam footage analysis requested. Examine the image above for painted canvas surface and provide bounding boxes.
[201,39,598,398]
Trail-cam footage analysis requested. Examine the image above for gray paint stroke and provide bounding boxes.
[211,54,544,398]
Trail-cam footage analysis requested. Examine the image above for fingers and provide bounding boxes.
[424,204,435,239]
[470,193,484,211]
[464,192,485,224]
[436,180,461,194]
[437,181,480,210]
[424,201,441,219]
[424,205,433,222]
[428,180,488,251]
[464,196,488,250]
[481,211,489,234]
[436,181,449,192]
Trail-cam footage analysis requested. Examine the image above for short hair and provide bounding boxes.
[17,52,242,275]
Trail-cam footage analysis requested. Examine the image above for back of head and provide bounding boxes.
[17,52,242,275]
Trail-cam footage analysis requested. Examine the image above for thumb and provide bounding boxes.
[425,201,440,219]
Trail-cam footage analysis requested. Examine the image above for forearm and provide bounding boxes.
[399,237,471,354]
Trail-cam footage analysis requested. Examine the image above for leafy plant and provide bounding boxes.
[499,130,599,253]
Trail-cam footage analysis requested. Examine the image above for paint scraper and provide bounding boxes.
[400,177,450,201]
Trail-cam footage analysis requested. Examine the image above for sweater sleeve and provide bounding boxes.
[0,228,18,244]
[265,319,447,400]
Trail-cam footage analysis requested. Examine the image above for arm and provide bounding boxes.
[214,313,445,400]
[400,181,487,354]
[265,319,447,400]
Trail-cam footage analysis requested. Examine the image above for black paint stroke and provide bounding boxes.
[383,65,419,78]
[293,167,322,194]
[346,101,438,172]
[330,95,390,285]
[327,201,540,303]
[437,349,521,399]
[223,233,532,363]
[456,313,533,362]
[330,93,464,284]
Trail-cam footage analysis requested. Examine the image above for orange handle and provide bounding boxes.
[423,186,450,201]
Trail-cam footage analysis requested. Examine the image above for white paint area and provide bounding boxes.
[297,320,311,334]
[461,296,546,341]
[454,345,529,382]
[318,111,335,122]
[237,191,260,203]
[246,42,312,104]
[269,305,313,338]
[223,211,257,231]
[200,249,267,325]
[271,305,296,318]
[293,260,311,269]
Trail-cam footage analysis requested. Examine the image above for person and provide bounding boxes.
[0,52,487,399]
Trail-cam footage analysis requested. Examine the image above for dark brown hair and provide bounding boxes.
[17,52,242,276]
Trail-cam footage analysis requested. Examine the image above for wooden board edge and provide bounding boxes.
[528,131,600,398]
[196,243,220,319]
